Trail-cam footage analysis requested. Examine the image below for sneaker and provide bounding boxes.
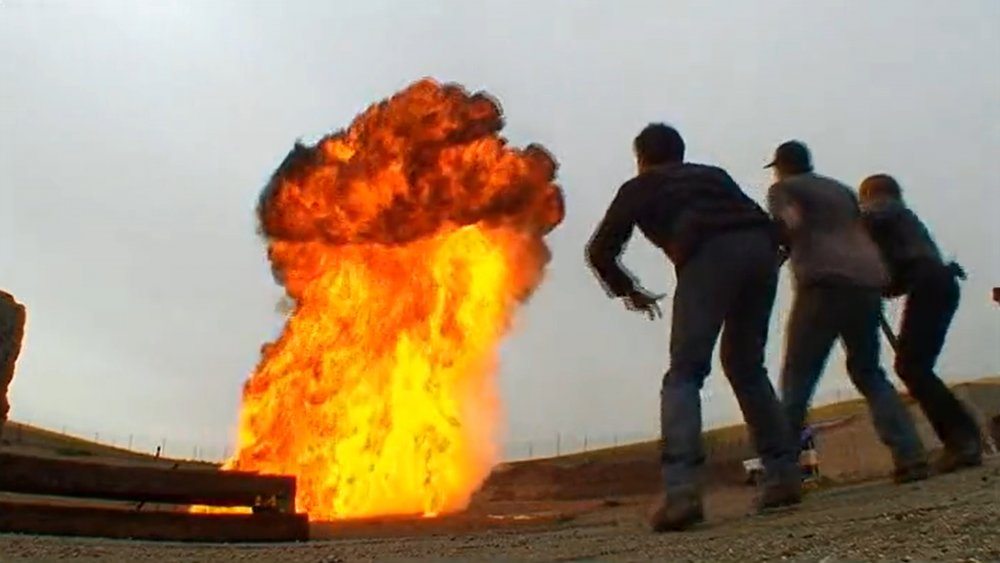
[648,496,705,533]
[893,462,930,484]
[757,480,802,512]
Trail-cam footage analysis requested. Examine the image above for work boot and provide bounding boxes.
[647,495,704,533]
[757,479,802,513]
[933,446,983,475]
[893,461,930,484]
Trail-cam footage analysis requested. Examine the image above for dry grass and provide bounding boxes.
[533,396,873,467]
[0,422,215,469]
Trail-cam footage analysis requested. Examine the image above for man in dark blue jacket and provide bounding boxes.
[586,124,800,532]
[859,173,982,471]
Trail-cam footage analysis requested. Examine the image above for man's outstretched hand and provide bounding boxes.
[623,288,666,320]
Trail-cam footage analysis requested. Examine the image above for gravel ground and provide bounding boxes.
[1,460,997,563]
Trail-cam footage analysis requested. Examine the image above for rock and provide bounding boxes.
[0,290,26,428]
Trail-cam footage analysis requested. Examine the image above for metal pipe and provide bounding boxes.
[879,312,898,352]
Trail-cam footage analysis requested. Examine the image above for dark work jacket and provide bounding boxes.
[861,200,946,298]
[585,162,775,297]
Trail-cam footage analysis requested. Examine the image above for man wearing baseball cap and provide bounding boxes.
[765,140,929,483]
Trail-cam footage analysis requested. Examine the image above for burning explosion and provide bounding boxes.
[222,79,564,521]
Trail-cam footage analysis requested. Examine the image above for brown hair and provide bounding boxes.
[634,123,686,166]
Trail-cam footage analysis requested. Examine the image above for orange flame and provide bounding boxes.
[221,79,564,520]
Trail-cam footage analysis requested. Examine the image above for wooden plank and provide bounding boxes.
[0,453,295,511]
[0,500,309,543]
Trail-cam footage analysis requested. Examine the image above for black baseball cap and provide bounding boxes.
[764,140,812,171]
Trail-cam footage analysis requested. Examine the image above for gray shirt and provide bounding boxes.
[767,172,887,289]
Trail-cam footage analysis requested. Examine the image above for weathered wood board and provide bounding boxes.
[0,452,308,542]
[0,452,295,511]
[0,500,309,543]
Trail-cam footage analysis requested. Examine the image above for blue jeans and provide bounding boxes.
[895,263,980,455]
[780,282,927,468]
[660,229,799,499]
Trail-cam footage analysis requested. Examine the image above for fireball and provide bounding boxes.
[221,79,564,520]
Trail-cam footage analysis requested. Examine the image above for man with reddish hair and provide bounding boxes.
[859,173,982,471]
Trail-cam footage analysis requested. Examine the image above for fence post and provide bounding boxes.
[583,435,588,452]
[527,442,533,459]
[848,426,858,479]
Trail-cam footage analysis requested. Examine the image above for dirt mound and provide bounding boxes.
[475,454,749,503]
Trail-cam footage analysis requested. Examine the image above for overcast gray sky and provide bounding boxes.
[2,0,998,459]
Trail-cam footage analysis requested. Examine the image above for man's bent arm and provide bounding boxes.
[585,183,641,297]
[860,207,906,298]
[767,182,795,254]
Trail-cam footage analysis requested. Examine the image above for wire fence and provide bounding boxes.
[1,384,878,465]
[0,422,233,463]
[503,430,655,461]
[500,384,876,461]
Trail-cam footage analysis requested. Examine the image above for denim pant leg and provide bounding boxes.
[780,287,839,450]
[720,261,799,486]
[896,274,981,452]
[661,252,734,499]
[841,289,927,467]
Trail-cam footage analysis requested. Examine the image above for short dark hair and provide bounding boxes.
[860,173,903,200]
[634,123,685,166]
